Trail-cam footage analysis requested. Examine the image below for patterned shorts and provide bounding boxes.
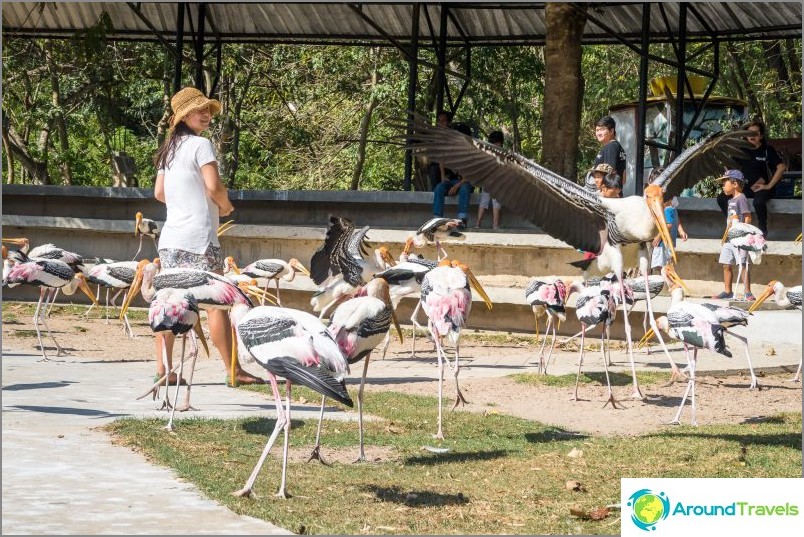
[158,244,223,272]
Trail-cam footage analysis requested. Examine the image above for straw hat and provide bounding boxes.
[590,163,614,175]
[169,87,222,128]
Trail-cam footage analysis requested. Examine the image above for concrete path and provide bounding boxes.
[3,308,801,535]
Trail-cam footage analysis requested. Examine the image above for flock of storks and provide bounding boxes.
[2,122,802,499]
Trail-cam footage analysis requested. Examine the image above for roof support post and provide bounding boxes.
[173,2,185,94]
[194,3,208,92]
[634,3,651,196]
[403,3,421,192]
[435,4,448,114]
[673,3,688,156]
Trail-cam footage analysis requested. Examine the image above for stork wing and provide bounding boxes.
[310,216,353,285]
[651,129,753,200]
[407,119,611,254]
[346,225,372,260]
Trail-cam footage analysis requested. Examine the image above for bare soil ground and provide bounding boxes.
[2,303,801,437]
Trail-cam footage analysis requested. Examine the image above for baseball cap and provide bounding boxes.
[718,169,745,184]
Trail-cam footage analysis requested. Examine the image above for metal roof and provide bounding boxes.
[2,2,802,45]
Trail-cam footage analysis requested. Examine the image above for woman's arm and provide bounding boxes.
[766,162,787,189]
[201,162,234,216]
[155,173,166,203]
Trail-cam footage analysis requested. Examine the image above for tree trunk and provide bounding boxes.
[726,43,763,121]
[2,116,50,184]
[3,126,15,184]
[762,40,789,104]
[542,3,586,180]
[45,40,72,185]
[350,49,380,191]
[157,57,173,148]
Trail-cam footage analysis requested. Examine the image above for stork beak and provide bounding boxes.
[119,264,146,321]
[464,266,493,310]
[637,328,655,349]
[665,266,691,296]
[647,195,677,263]
[2,238,28,247]
[135,212,142,237]
[193,321,211,358]
[748,285,774,313]
[238,281,277,305]
[294,261,311,277]
[795,232,802,244]
[225,257,241,275]
[380,248,397,267]
[76,274,101,306]
[720,224,731,245]
[217,220,236,237]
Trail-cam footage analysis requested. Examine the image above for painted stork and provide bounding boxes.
[226,256,311,306]
[421,259,492,439]
[134,212,159,260]
[407,118,750,398]
[565,280,623,408]
[229,303,353,499]
[86,260,140,336]
[524,277,568,373]
[412,217,466,261]
[749,280,802,382]
[4,258,99,360]
[722,221,767,299]
[638,287,734,425]
[307,277,403,463]
[119,259,275,390]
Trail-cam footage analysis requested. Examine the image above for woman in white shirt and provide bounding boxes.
[152,86,264,386]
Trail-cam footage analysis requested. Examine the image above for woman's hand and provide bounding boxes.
[448,180,464,196]
[750,179,768,192]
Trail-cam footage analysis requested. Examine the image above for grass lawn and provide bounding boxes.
[106,388,802,535]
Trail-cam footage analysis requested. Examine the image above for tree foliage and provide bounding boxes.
[2,17,800,194]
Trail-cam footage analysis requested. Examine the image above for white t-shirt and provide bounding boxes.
[158,135,220,254]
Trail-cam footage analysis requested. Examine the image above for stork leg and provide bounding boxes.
[642,308,652,356]
[788,355,803,383]
[409,300,428,358]
[640,260,686,387]
[109,288,125,325]
[724,329,758,390]
[233,374,287,498]
[45,288,60,318]
[177,330,200,412]
[528,316,552,372]
[165,334,187,431]
[32,288,52,361]
[274,279,282,307]
[133,234,144,261]
[378,332,392,361]
[545,317,560,371]
[84,284,102,317]
[451,340,468,410]
[276,381,292,499]
[572,326,587,401]
[435,240,448,261]
[620,275,642,400]
[158,336,173,411]
[601,326,621,409]
[355,354,371,462]
[39,288,68,358]
[670,344,695,425]
[561,330,583,347]
[306,395,330,466]
[432,324,445,440]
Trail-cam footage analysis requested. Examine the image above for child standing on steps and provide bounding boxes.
[710,169,755,301]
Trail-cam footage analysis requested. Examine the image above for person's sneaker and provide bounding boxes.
[709,291,734,300]
[457,219,467,231]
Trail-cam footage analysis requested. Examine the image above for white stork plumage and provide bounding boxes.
[226,256,311,306]
[3,257,99,360]
[407,118,751,398]
[86,260,140,336]
[638,287,734,425]
[420,260,492,439]
[750,280,802,382]
[722,221,767,298]
[524,277,568,373]
[412,217,466,261]
[307,277,403,463]
[229,303,353,499]
[134,211,159,260]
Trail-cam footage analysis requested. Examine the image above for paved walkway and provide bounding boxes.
[2,307,801,534]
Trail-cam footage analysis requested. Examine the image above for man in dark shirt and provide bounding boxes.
[593,115,627,193]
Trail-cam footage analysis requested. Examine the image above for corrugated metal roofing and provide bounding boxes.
[2,2,802,45]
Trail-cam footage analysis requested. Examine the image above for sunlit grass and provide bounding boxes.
[106,390,802,535]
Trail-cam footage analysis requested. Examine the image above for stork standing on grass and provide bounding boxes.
[229,303,353,499]
[307,277,404,463]
[407,118,752,400]
[749,281,802,382]
[421,259,492,439]
[134,212,159,260]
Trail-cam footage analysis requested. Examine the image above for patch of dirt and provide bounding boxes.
[3,305,801,437]
[284,445,400,465]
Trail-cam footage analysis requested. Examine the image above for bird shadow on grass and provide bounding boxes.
[8,404,124,419]
[525,428,589,444]
[403,448,508,466]
[360,484,470,507]
[240,416,308,435]
[645,430,802,450]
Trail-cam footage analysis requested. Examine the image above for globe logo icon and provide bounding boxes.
[627,489,670,531]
